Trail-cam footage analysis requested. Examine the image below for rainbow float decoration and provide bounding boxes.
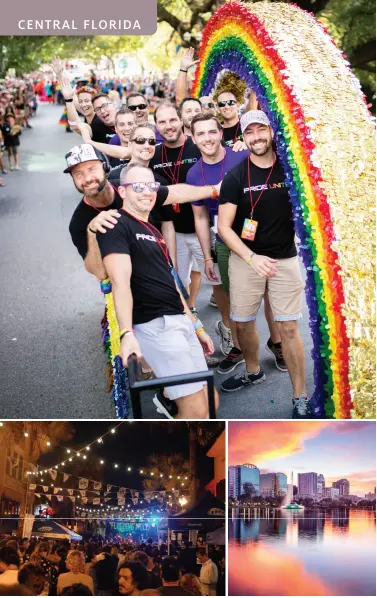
[100,279,129,418]
[192,1,375,419]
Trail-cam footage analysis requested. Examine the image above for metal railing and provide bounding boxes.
[127,354,216,419]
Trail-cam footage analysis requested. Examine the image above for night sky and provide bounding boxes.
[37,421,223,493]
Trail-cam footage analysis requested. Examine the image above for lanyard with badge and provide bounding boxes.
[241,154,276,242]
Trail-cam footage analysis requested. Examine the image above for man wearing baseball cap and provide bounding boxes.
[218,110,312,418]
[66,143,223,282]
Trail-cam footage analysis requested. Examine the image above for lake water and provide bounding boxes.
[228,508,376,596]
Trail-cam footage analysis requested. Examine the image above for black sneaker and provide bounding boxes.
[292,395,313,419]
[266,338,288,372]
[217,348,245,374]
[221,368,266,392]
[153,390,178,419]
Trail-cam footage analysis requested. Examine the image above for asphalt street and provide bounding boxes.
[0,104,314,419]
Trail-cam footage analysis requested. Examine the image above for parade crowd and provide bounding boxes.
[2,48,313,420]
[0,536,225,596]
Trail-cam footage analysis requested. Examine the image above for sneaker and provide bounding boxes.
[217,348,245,374]
[215,320,233,356]
[266,338,288,372]
[14,165,20,170]
[189,307,199,317]
[292,395,313,419]
[221,368,266,392]
[26,124,32,129]
[209,294,217,308]
[206,355,220,368]
[153,391,178,419]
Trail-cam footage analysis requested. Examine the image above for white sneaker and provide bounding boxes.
[152,394,176,419]
[215,320,233,356]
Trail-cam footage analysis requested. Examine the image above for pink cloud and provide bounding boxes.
[228,421,331,466]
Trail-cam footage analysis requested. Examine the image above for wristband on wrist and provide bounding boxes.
[247,252,255,264]
[68,120,80,126]
[193,319,203,331]
[87,225,96,234]
[180,69,188,73]
[65,98,74,103]
[195,327,205,336]
[120,329,134,341]
[204,257,213,263]
[211,185,218,199]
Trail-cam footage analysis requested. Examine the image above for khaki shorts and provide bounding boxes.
[229,252,304,322]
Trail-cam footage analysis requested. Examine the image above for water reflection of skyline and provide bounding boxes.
[231,508,354,543]
[229,509,376,596]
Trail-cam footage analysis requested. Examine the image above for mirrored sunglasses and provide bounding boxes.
[200,102,215,109]
[121,182,160,193]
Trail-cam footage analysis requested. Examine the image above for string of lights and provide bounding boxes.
[27,466,190,486]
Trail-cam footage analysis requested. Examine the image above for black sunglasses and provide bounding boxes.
[217,99,237,107]
[201,102,215,109]
[128,103,148,111]
[132,136,157,146]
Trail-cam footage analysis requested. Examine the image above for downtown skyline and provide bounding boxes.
[228,422,376,496]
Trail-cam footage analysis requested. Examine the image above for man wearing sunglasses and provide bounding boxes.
[97,163,219,420]
[66,143,222,283]
[78,108,136,173]
[216,91,245,149]
[126,93,150,125]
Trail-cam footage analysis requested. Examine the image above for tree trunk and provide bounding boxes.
[189,424,199,505]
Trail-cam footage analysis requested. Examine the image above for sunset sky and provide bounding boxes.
[228,422,376,496]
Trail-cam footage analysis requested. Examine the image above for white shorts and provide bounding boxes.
[176,232,221,287]
[134,314,208,400]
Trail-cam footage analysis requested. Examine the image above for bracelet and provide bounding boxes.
[204,257,213,262]
[68,120,80,126]
[211,185,218,199]
[87,225,96,234]
[247,252,255,264]
[65,98,74,103]
[180,69,188,73]
[120,329,134,341]
[195,327,205,336]
[193,319,203,331]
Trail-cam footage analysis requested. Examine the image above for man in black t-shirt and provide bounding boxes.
[216,90,244,149]
[97,163,219,420]
[149,102,204,313]
[218,110,312,419]
[90,93,118,143]
[66,143,222,283]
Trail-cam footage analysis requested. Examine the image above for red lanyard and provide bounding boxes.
[247,154,276,218]
[161,138,186,184]
[121,208,172,267]
[200,149,226,193]
[83,182,118,211]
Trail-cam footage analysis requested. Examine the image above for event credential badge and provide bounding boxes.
[241,218,258,241]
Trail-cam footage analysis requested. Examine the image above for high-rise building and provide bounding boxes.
[332,479,350,496]
[323,487,340,499]
[276,473,288,496]
[365,492,376,500]
[298,472,318,496]
[260,472,288,497]
[228,464,260,498]
[317,474,326,494]
[260,473,276,497]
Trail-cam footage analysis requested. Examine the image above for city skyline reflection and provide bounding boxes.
[229,509,376,596]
